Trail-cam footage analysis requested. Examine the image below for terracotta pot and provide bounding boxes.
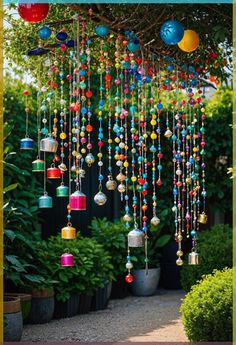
[5,293,32,321]
[4,296,23,341]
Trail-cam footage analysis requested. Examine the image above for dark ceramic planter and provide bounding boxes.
[26,289,54,324]
[78,294,92,314]
[54,294,80,319]
[5,293,32,322]
[111,274,129,299]
[4,296,23,342]
[91,282,109,311]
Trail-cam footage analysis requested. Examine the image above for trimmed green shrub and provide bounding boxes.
[180,268,232,341]
[181,224,232,291]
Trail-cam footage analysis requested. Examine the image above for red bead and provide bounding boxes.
[125,273,134,283]
[157,153,163,159]
[157,179,162,186]
[18,3,49,23]
[138,178,145,185]
[23,90,29,96]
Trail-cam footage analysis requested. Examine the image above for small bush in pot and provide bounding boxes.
[180,224,232,291]
[180,268,232,341]
[36,233,114,317]
[90,217,130,298]
[130,226,171,296]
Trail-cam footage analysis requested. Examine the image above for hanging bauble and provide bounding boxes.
[151,216,160,226]
[125,273,134,283]
[117,183,126,193]
[178,30,199,52]
[61,225,76,240]
[56,30,68,41]
[164,129,173,138]
[40,136,58,153]
[94,191,107,206]
[20,137,33,150]
[32,159,45,172]
[60,253,74,267]
[58,163,67,172]
[123,214,132,222]
[70,191,87,211]
[176,257,184,266]
[198,212,208,224]
[160,20,184,45]
[27,47,49,56]
[85,153,95,166]
[127,41,140,52]
[18,3,49,23]
[38,194,52,209]
[188,251,199,265]
[66,40,75,48]
[116,172,126,182]
[95,25,110,37]
[128,228,144,247]
[106,179,117,191]
[56,184,69,197]
[38,26,52,40]
[47,165,61,179]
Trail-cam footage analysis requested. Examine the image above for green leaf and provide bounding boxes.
[3,183,18,194]
[156,234,171,248]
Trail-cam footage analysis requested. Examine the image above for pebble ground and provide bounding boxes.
[22,289,188,342]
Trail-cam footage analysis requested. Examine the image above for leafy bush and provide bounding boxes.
[35,234,114,302]
[180,224,232,291]
[180,268,232,341]
[90,217,128,277]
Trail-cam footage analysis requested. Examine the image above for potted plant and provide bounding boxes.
[4,295,23,341]
[130,226,171,296]
[90,217,130,299]
[36,233,114,318]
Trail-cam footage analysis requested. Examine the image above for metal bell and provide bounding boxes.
[40,136,58,153]
[94,191,107,206]
[198,212,208,224]
[20,137,34,150]
[38,194,53,208]
[106,178,117,191]
[60,253,74,267]
[128,228,144,247]
[47,165,61,179]
[61,224,76,239]
[32,159,45,172]
[188,251,199,265]
[56,184,69,197]
[70,191,86,210]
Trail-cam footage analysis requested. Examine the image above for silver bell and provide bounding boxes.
[128,228,144,248]
[40,136,58,153]
[188,251,199,265]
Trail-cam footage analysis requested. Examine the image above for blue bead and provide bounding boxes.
[160,20,184,45]
[158,165,162,170]
[191,230,197,238]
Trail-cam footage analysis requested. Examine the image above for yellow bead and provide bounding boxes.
[115,63,120,69]
[80,131,85,137]
[115,112,119,117]
[72,128,76,134]
[143,133,148,139]
[193,147,199,152]
[108,139,112,144]
[81,148,86,154]
[201,108,205,112]
[61,80,64,85]
[125,145,129,150]
[53,118,58,123]
[151,120,156,126]
[153,202,157,207]
[186,135,191,140]
[151,133,157,140]
[114,154,120,160]
[152,168,156,171]
[131,176,137,182]
[60,132,67,140]
[98,111,102,116]
[123,161,129,168]
[115,137,120,143]
[152,115,157,120]
[72,150,77,156]
[97,153,102,158]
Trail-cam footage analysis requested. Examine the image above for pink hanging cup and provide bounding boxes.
[61,253,74,267]
[69,191,86,211]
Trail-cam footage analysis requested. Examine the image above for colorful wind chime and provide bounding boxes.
[18,5,208,281]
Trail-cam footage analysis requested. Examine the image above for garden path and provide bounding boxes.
[22,289,187,342]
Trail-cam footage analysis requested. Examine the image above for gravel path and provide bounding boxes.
[22,290,188,342]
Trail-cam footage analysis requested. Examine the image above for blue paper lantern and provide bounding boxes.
[56,30,68,41]
[95,25,110,37]
[38,25,51,40]
[128,41,140,52]
[160,20,184,45]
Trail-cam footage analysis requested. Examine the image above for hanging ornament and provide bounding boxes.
[20,90,34,150]
[94,191,107,206]
[56,29,68,41]
[56,183,69,197]
[188,250,199,265]
[18,3,49,23]
[47,164,61,179]
[178,30,199,53]
[95,25,110,37]
[32,159,45,172]
[70,190,86,211]
[38,192,53,209]
[106,178,117,190]
[40,135,58,152]
[61,224,76,239]
[127,41,140,52]
[38,26,52,40]
[60,253,74,267]
[128,227,144,247]
[160,20,184,45]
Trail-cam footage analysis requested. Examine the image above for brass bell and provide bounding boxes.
[188,251,199,265]
[61,225,76,240]
[198,212,208,224]
[128,228,144,248]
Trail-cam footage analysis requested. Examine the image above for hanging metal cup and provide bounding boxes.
[188,251,199,265]
[40,136,58,153]
[128,228,144,247]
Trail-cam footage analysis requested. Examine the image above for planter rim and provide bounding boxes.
[30,288,54,298]
[132,267,161,272]
[5,293,32,302]
[4,296,21,314]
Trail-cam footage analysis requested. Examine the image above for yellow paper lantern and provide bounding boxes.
[178,30,199,53]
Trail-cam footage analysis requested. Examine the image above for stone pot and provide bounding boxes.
[5,293,32,323]
[130,268,161,296]
[26,288,54,324]
[4,296,23,341]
